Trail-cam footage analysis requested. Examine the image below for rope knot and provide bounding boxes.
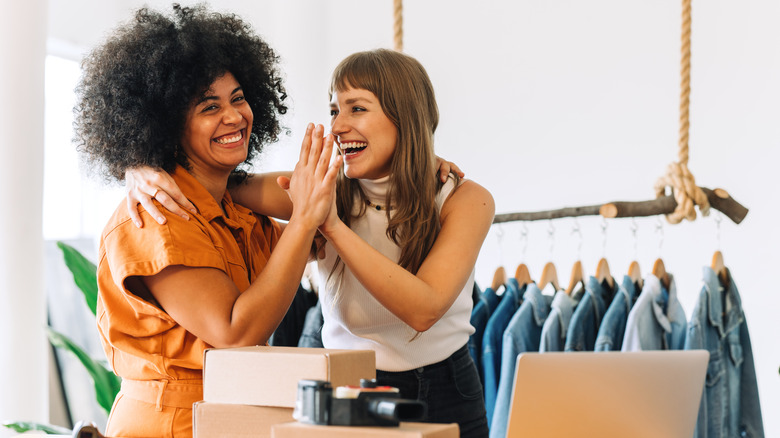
[654,161,710,224]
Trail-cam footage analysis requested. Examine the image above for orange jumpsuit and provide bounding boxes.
[96,166,280,437]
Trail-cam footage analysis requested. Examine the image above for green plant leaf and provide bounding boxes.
[2,421,71,434]
[56,241,98,316]
[46,327,121,416]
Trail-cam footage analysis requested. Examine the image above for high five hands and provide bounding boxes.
[277,123,342,230]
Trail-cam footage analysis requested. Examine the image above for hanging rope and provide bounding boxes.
[653,0,710,224]
[393,0,404,51]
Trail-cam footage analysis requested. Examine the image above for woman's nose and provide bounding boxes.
[330,114,347,136]
[223,106,243,124]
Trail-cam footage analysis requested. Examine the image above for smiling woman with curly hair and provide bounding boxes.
[73,4,340,437]
[75,3,287,183]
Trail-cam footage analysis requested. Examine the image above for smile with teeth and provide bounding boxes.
[214,130,244,145]
[340,141,367,155]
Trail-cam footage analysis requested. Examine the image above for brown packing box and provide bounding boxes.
[203,346,376,408]
[271,422,459,438]
[193,402,294,438]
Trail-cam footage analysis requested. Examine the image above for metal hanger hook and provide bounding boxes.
[655,216,665,256]
[631,217,639,260]
[519,222,529,261]
[571,218,583,259]
[714,212,723,250]
[547,220,556,259]
[496,224,505,265]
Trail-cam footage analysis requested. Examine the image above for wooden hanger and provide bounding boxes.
[537,262,560,292]
[565,260,583,295]
[514,263,533,288]
[595,257,614,288]
[652,258,670,289]
[491,266,507,291]
[627,260,643,289]
[711,250,730,290]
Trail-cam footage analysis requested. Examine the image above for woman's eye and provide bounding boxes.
[202,104,218,112]
[233,95,245,103]
[352,106,366,112]
[330,109,338,117]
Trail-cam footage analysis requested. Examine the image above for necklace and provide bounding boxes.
[365,199,394,211]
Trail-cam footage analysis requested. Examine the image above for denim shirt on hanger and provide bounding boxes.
[469,285,503,384]
[297,300,324,348]
[481,278,524,424]
[539,288,581,352]
[564,276,616,352]
[594,275,640,352]
[685,267,764,438]
[489,283,552,438]
[622,274,687,351]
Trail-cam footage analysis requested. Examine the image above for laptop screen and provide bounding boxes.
[505,350,708,438]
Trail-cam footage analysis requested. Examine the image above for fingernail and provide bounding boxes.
[157,217,166,224]
[189,208,198,214]
[181,214,190,221]
[307,123,313,132]
[134,221,143,228]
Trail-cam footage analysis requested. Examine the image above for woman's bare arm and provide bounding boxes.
[133,125,341,347]
[318,180,494,332]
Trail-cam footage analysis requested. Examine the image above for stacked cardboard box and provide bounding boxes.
[193,346,376,438]
[271,421,460,438]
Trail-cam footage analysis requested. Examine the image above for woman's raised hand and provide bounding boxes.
[125,167,197,227]
[278,123,342,230]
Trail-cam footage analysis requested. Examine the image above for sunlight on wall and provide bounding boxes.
[43,55,125,242]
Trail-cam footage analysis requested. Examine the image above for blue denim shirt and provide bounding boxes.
[489,283,552,438]
[469,286,502,384]
[484,284,502,314]
[594,275,640,351]
[539,289,580,352]
[297,300,324,348]
[622,274,687,351]
[685,267,764,438]
[564,276,616,351]
[481,279,524,424]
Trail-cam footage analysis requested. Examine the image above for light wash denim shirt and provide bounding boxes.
[539,289,581,352]
[469,286,502,384]
[564,276,616,351]
[594,275,640,351]
[622,274,687,351]
[489,283,552,438]
[685,267,764,438]
[482,278,524,423]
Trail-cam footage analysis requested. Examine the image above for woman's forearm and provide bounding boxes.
[230,172,294,220]
[319,181,494,332]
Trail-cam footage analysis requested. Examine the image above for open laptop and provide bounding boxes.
[505,350,709,438]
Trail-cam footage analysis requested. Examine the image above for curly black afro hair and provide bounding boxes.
[74,3,288,183]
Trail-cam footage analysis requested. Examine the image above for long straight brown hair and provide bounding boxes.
[329,49,458,278]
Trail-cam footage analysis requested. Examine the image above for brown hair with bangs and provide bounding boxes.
[328,49,459,279]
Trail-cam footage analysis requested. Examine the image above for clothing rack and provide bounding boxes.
[493,187,748,225]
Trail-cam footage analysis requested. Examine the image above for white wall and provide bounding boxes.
[31,0,779,435]
[0,0,48,434]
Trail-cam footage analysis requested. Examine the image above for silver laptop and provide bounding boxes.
[506,350,709,438]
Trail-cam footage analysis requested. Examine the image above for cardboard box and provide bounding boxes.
[203,346,376,408]
[271,422,459,438]
[193,402,294,438]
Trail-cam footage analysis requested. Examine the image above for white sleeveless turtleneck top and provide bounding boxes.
[317,175,475,371]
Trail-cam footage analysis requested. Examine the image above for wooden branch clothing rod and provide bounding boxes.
[493,187,748,225]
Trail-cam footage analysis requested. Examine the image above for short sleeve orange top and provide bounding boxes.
[96,166,281,381]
